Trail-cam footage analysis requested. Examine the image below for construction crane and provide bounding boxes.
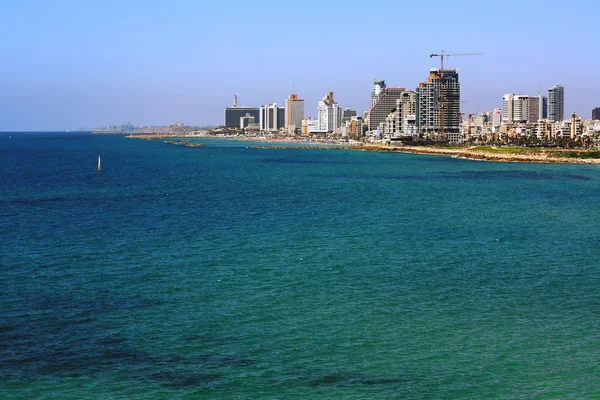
[429,51,482,138]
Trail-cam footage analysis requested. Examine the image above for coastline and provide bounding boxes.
[125,134,600,165]
[239,138,600,164]
[351,144,600,164]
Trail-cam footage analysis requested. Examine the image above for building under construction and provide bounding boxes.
[417,68,461,136]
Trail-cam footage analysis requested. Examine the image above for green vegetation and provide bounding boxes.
[549,151,600,159]
[469,146,535,154]
[470,146,600,159]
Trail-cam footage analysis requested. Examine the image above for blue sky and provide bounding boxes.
[1,0,598,130]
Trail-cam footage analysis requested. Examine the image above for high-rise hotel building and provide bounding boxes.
[317,92,342,133]
[259,103,285,132]
[368,79,406,131]
[224,95,260,128]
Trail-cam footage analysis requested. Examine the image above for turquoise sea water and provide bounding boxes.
[1,133,599,399]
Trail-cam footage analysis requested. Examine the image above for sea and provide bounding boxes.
[1,132,599,399]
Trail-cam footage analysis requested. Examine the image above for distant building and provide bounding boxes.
[548,85,564,122]
[284,94,304,132]
[536,119,552,140]
[240,113,255,129]
[502,94,514,123]
[317,92,342,133]
[552,116,582,139]
[538,94,548,119]
[403,115,418,135]
[384,109,400,136]
[246,123,260,131]
[396,91,417,135]
[492,108,502,127]
[259,103,285,132]
[278,108,285,130]
[527,96,540,123]
[502,94,539,124]
[592,107,600,120]
[512,95,529,123]
[121,122,134,132]
[342,107,357,125]
[368,86,406,131]
[417,68,461,138]
[371,80,386,108]
[302,118,319,136]
[346,116,364,140]
[382,91,418,136]
[225,107,259,127]
[224,95,260,128]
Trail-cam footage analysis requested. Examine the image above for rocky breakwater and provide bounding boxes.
[164,140,206,148]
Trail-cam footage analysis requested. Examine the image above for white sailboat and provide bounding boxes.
[96,155,101,172]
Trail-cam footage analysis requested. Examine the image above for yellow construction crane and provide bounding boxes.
[429,51,482,137]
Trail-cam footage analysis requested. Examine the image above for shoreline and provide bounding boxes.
[352,144,600,164]
[125,134,600,165]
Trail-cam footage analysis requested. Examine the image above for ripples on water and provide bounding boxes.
[1,133,599,398]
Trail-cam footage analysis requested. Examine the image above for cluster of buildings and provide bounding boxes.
[223,94,304,135]
[467,85,600,143]
[223,72,600,145]
[223,68,466,143]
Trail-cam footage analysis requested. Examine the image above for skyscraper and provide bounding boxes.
[502,94,514,123]
[538,94,547,120]
[417,68,460,136]
[368,85,406,131]
[548,85,564,122]
[592,107,600,120]
[259,103,284,132]
[284,94,304,132]
[317,92,341,133]
[526,96,540,123]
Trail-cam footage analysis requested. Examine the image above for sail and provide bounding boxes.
[97,156,101,171]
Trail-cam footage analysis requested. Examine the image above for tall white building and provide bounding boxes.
[259,103,284,132]
[502,94,514,123]
[492,108,502,127]
[513,95,529,123]
[502,94,539,123]
[317,92,341,133]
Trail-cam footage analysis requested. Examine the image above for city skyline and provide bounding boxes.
[1,0,599,131]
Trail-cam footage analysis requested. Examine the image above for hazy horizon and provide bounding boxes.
[1,0,599,131]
